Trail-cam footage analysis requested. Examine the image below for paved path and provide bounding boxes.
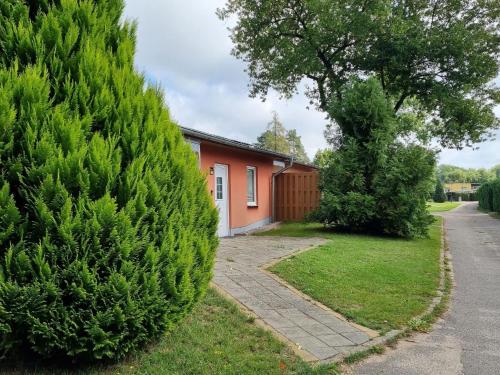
[213,236,376,362]
[352,202,500,375]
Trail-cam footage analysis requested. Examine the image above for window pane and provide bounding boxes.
[247,168,255,203]
[189,140,200,153]
[216,177,223,199]
[188,141,201,167]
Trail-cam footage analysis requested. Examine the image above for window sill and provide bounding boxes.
[247,203,258,208]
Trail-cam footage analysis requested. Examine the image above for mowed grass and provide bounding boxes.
[1,289,336,375]
[261,219,442,333]
[427,201,461,212]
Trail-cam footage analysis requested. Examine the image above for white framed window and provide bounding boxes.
[247,166,257,206]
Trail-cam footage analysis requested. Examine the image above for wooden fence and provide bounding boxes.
[275,172,321,222]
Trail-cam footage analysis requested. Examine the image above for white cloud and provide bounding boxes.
[123,0,498,166]
[123,0,329,159]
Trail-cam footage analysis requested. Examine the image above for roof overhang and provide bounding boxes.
[180,126,318,170]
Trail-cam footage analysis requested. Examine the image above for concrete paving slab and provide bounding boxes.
[213,236,378,362]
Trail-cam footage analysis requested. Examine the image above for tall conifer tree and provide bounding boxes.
[433,180,447,203]
[0,0,218,361]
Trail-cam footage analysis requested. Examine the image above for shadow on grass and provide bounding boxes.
[0,351,123,375]
[0,288,336,375]
[256,220,438,241]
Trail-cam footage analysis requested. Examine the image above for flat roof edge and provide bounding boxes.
[180,126,318,170]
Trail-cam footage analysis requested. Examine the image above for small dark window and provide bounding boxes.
[216,177,223,200]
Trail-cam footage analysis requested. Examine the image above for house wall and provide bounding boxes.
[445,182,474,193]
[200,142,275,234]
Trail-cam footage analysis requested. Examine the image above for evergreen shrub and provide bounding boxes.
[0,0,218,362]
[433,180,447,203]
[477,179,500,212]
[312,78,436,238]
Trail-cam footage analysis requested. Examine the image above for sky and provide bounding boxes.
[123,0,500,169]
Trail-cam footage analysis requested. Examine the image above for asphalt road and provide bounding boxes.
[351,202,500,375]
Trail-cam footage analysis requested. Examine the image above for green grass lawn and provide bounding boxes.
[261,220,442,334]
[1,289,336,375]
[427,201,461,212]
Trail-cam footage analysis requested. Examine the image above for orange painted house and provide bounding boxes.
[182,127,318,236]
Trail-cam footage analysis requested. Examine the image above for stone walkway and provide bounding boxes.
[213,236,377,362]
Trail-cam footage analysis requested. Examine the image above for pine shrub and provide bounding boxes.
[313,78,435,238]
[433,180,447,203]
[0,0,218,362]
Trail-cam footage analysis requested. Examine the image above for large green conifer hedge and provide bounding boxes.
[0,0,218,361]
[478,179,500,213]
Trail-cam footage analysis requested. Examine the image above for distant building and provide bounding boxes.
[444,183,481,194]
[444,182,481,201]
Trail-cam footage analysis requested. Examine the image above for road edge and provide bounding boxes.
[337,217,454,369]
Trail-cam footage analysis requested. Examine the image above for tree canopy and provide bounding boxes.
[286,129,310,163]
[313,149,334,167]
[255,112,290,154]
[438,164,496,183]
[219,0,500,148]
[255,112,310,163]
[491,164,500,178]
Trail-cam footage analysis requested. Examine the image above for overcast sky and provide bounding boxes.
[123,0,500,168]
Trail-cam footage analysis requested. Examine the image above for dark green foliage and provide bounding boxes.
[478,179,500,212]
[312,149,333,168]
[311,79,435,238]
[433,180,447,203]
[219,0,500,148]
[0,0,218,363]
[287,129,310,164]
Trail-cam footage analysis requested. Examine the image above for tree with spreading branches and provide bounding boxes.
[218,0,500,148]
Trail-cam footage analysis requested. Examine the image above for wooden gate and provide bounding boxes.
[275,172,320,222]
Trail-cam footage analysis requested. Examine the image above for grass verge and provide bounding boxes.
[342,346,385,365]
[427,201,461,212]
[1,289,337,375]
[262,219,443,334]
[340,227,452,367]
[488,212,500,219]
[478,207,500,219]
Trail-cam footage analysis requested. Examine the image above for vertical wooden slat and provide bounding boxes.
[305,175,308,217]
